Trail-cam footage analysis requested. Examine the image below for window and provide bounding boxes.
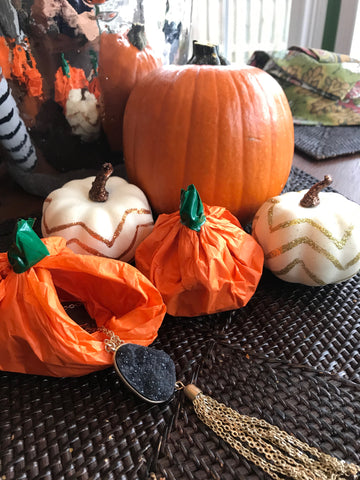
[191,0,293,63]
[190,0,360,64]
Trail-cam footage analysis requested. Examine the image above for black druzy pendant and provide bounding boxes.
[114,344,176,403]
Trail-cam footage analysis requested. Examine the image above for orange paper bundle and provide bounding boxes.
[0,219,166,377]
[0,37,11,78]
[54,53,88,109]
[135,185,264,317]
[89,75,101,99]
[11,42,43,97]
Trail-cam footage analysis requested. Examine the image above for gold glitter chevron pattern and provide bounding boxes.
[265,237,360,268]
[270,258,358,286]
[42,199,153,260]
[253,198,360,285]
[65,222,154,260]
[254,198,355,249]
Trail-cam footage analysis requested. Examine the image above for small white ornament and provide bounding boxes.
[252,175,360,286]
[41,163,154,262]
[65,88,100,142]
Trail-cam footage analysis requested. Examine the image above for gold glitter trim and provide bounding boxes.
[347,251,360,267]
[272,257,360,286]
[66,222,154,260]
[265,236,359,270]
[266,198,354,250]
[271,258,326,286]
[43,199,152,248]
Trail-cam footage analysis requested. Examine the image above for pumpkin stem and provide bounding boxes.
[187,41,229,65]
[8,218,50,274]
[60,53,70,78]
[89,163,114,202]
[300,175,333,208]
[127,23,147,51]
[89,49,98,76]
[180,184,206,232]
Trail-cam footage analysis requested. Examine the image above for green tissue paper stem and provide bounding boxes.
[180,184,206,232]
[60,53,70,78]
[8,218,49,274]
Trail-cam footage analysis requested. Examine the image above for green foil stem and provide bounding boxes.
[180,185,206,232]
[60,53,70,78]
[8,218,50,274]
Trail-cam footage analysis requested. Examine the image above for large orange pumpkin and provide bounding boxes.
[98,23,162,152]
[123,43,294,224]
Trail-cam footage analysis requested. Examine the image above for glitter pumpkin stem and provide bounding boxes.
[88,163,114,202]
[300,175,333,208]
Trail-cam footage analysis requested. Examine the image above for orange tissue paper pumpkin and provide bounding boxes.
[135,185,264,317]
[0,219,166,377]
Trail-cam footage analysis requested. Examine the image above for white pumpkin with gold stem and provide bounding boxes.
[41,163,154,262]
[252,175,360,286]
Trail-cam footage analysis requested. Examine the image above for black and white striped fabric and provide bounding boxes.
[0,71,37,170]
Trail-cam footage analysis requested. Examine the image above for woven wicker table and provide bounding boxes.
[1,166,359,480]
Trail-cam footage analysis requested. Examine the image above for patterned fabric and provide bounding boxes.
[249,46,360,125]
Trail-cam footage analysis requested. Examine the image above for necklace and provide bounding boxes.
[65,303,360,479]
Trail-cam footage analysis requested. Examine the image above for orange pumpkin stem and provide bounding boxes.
[300,175,333,208]
[89,163,114,202]
[127,23,147,51]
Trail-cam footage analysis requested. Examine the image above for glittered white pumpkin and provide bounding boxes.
[252,176,360,286]
[41,163,154,262]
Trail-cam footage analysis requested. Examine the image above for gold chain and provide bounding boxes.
[63,302,82,310]
[62,303,124,351]
[61,303,360,479]
[192,393,360,480]
[98,326,125,352]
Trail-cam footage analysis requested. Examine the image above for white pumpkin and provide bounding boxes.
[252,176,360,286]
[41,163,154,262]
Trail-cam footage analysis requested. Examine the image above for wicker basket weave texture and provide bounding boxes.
[0,166,359,480]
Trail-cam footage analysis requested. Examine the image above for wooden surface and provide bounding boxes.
[1,151,359,223]
[292,152,360,203]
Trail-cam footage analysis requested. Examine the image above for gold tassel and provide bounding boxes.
[181,384,360,480]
